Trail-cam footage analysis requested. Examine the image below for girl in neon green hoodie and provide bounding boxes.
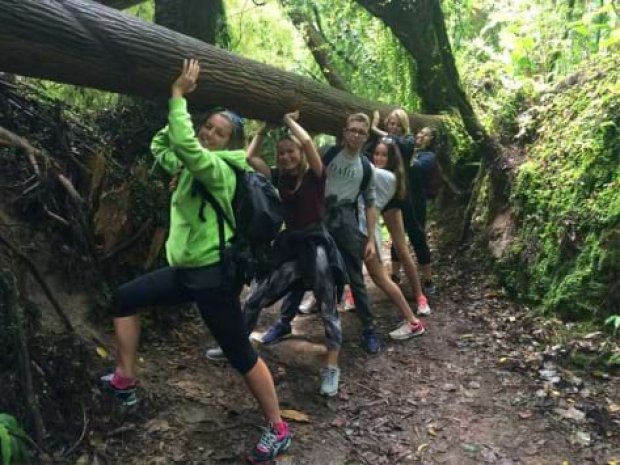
[102,59,290,463]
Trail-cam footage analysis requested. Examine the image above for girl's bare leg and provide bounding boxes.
[243,357,282,424]
[383,209,424,299]
[364,255,419,323]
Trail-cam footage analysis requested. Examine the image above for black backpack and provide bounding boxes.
[192,161,283,281]
[322,145,373,196]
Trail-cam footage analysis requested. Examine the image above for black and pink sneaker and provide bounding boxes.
[100,371,138,407]
[246,421,291,464]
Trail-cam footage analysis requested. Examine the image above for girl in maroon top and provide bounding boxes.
[245,111,343,397]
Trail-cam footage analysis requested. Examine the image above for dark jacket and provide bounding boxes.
[271,222,348,298]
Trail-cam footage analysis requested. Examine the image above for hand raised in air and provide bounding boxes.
[284,110,300,122]
[172,58,201,98]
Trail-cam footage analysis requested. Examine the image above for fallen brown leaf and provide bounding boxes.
[281,409,310,423]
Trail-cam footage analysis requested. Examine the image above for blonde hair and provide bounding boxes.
[346,112,370,128]
[386,108,410,135]
[276,135,308,179]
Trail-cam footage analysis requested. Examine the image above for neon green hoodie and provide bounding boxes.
[150,97,247,267]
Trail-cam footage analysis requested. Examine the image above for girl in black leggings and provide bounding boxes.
[371,109,435,293]
[102,59,291,464]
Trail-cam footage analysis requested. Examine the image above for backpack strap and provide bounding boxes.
[323,145,372,198]
[359,156,372,196]
[191,160,238,257]
[322,145,341,167]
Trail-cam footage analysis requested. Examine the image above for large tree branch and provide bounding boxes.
[0,0,440,135]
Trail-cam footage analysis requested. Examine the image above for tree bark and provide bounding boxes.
[281,1,349,91]
[0,0,440,136]
[429,1,490,144]
[155,0,230,49]
[97,0,143,9]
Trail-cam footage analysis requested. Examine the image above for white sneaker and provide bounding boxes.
[417,297,432,316]
[320,366,340,397]
[205,345,227,362]
[389,320,426,340]
[298,293,317,314]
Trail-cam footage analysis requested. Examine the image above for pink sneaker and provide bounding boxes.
[417,295,432,316]
[247,421,291,463]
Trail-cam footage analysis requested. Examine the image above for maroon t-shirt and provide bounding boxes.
[273,168,326,231]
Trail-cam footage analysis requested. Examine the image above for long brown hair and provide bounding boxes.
[376,138,406,200]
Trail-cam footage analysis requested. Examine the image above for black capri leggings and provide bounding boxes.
[111,266,257,375]
[390,197,431,266]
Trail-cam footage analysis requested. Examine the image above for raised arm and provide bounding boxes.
[167,59,242,189]
[370,110,388,137]
[283,111,322,177]
[246,123,271,178]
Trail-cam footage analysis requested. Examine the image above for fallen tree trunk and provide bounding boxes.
[97,0,143,9]
[0,0,440,135]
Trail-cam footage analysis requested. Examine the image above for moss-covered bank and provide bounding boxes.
[492,56,619,321]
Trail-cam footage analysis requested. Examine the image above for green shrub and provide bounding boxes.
[0,414,27,465]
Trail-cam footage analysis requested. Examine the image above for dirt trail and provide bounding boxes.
[95,251,620,465]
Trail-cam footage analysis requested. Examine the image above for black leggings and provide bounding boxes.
[111,266,257,375]
[391,198,431,266]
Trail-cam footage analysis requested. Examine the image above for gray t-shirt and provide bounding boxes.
[325,150,376,207]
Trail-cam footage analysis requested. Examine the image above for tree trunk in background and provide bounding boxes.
[429,0,490,144]
[355,0,452,113]
[355,0,490,142]
[428,0,506,242]
[0,0,440,136]
[155,0,230,49]
[281,1,349,91]
[356,0,503,241]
